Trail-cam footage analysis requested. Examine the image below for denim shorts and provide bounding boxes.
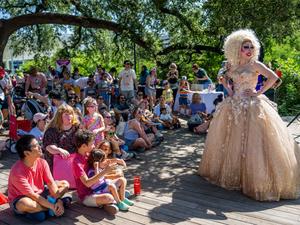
[179,97,188,106]
[11,186,49,215]
[125,139,136,149]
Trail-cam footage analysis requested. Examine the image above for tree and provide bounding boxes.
[0,0,299,67]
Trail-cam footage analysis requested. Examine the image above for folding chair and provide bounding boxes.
[287,113,300,127]
[6,115,32,153]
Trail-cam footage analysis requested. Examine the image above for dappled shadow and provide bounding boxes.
[125,120,300,224]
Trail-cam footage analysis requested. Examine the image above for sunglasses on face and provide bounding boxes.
[242,45,254,50]
[87,104,97,108]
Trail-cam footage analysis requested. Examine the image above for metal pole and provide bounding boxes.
[133,43,137,72]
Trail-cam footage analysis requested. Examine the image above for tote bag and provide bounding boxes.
[53,153,76,189]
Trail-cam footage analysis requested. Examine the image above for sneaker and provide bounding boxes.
[123,198,134,206]
[103,204,119,215]
[120,150,134,161]
[155,132,163,138]
[136,147,145,153]
[125,190,132,199]
[116,202,129,211]
[61,196,72,208]
[152,140,161,147]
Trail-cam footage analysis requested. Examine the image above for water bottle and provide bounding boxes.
[133,176,141,195]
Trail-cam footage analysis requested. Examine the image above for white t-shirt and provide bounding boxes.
[160,113,172,122]
[0,74,11,100]
[118,69,136,91]
[74,77,89,89]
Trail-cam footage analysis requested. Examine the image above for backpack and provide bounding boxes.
[188,114,203,125]
[187,114,203,132]
[21,99,45,120]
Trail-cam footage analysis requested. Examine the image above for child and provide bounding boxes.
[82,97,107,147]
[96,73,112,108]
[104,129,135,161]
[98,141,127,178]
[87,149,133,211]
[178,76,190,116]
[161,80,173,108]
[73,130,119,215]
[159,107,173,129]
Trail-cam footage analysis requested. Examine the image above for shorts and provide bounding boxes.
[125,139,136,149]
[11,186,49,215]
[120,90,135,100]
[145,87,156,97]
[83,179,122,207]
[179,97,188,106]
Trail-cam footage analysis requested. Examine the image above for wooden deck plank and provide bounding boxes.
[0,120,300,225]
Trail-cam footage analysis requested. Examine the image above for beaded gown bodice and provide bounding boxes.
[229,63,258,97]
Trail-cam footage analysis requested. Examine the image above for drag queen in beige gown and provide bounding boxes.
[198,29,300,201]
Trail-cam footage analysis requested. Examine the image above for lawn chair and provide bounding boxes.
[6,115,32,153]
[287,112,300,143]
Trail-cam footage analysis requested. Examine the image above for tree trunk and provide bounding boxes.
[0,21,13,67]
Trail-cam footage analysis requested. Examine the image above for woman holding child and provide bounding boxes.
[198,29,300,201]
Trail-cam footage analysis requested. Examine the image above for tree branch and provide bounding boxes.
[3,12,149,49]
[157,43,222,56]
[154,0,195,32]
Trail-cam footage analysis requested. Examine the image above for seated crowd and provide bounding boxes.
[3,60,225,221]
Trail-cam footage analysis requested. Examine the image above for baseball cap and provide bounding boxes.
[33,113,48,123]
[181,76,187,80]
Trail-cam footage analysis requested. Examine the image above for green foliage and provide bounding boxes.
[2,0,300,116]
[265,32,300,115]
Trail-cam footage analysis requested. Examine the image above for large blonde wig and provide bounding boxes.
[47,104,80,131]
[223,29,260,66]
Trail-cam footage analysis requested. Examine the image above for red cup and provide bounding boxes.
[133,176,141,195]
[0,192,8,205]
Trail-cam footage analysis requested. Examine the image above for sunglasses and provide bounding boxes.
[138,94,143,96]
[242,45,254,50]
[87,104,97,108]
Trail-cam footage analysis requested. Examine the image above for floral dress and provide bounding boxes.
[83,113,105,146]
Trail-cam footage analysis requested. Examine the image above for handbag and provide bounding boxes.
[53,153,76,189]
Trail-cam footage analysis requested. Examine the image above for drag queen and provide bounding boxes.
[198,29,300,201]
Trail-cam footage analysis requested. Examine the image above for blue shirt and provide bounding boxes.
[189,103,206,115]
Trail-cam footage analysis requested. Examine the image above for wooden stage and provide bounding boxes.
[0,118,300,225]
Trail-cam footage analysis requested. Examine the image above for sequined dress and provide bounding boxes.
[198,63,300,201]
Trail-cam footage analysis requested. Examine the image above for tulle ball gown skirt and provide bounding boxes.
[198,95,300,201]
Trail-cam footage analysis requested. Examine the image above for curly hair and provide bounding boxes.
[223,29,260,66]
